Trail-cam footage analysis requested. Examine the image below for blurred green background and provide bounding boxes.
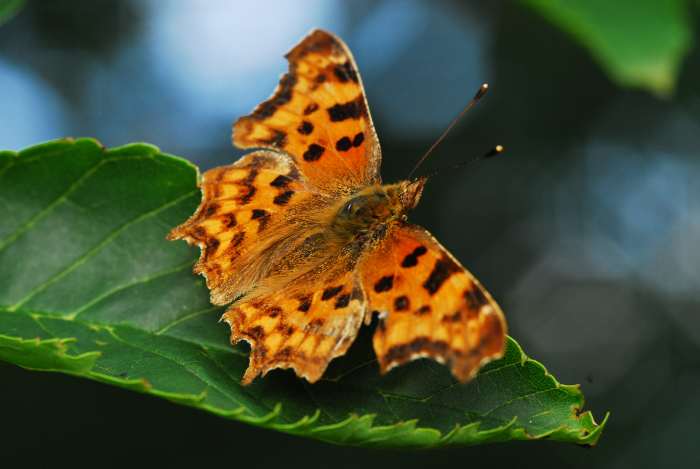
[1,0,699,467]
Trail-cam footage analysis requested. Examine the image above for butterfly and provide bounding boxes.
[168,29,506,385]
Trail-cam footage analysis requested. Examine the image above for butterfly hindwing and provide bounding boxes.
[223,269,365,384]
[233,29,381,193]
[359,225,507,381]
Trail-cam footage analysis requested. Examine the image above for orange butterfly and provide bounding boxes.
[169,29,506,385]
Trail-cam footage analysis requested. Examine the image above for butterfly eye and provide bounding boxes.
[343,201,354,214]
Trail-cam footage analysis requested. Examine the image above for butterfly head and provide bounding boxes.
[393,177,427,212]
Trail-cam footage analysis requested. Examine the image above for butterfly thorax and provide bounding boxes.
[331,179,426,238]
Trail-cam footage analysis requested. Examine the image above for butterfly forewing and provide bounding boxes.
[168,150,312,304]
[233,29,382,193]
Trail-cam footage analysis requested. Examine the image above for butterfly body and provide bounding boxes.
[169,30,506,385]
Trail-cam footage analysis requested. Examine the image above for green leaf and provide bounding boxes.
[0,138,607,447]
[521,0,693,97]
[0,0,24,26]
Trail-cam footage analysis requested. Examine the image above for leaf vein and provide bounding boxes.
[72,260,196,319]
[8,189,197,311]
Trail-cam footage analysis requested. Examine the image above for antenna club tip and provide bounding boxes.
[474,83,489,100]
[484,145,504,158]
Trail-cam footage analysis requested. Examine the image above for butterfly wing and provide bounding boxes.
[223,263,365,384]
[233,29,381,193]
[359,224,507,382]
[168,150,314,305]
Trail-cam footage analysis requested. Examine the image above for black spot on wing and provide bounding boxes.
[223,213,237,228]
[251,209,267,219]
[192,226,206,241]
[352,132,364,147]
[273,190,294,206]
[206,237,220,252]
[327,96,364,122]
[335,294,351,309]
[202,237,220,262]
[236,168,258,205]
[394,296,410,311]
[336,136,352,152]
[297,296,311,313]
[333,61,358,83]
[270,175,291,188]
[322,285,343,300]
[423,257,461,295]
[245,325,265,341]
[232,231,245,247]
[374,275,394,293]
[297,121,313,135]
[303,143,325,162]
[238,187,256,205]
[205,203,219,216]
[251,209,270,232]
[303,103,319,115]
[401,245,428,268]
[464,285,489,310]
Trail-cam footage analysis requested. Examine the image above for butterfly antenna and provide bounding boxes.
[407,83,490,180]
[422,144,504,179]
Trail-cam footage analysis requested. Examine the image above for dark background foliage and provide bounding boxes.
[1,0,699,467]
